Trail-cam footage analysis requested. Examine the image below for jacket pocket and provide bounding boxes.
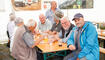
[86,53,95,60]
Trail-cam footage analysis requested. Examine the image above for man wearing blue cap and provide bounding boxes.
[64,13,99,60]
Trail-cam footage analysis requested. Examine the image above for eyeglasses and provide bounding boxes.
[61,22,68,25]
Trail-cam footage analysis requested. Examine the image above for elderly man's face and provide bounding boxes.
[51,1,57,9]
[29,26,35,31]
[29,23,37,33]
[74,17,84,28]
[61,19,70,30]
[39,14,46,24]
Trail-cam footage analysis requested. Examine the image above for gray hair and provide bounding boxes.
[15,17,23,25]
[50,1,56,5]
[9,13,15,16]
[25,19,36,27]
[54,10,64,20]
[61,16,70,22]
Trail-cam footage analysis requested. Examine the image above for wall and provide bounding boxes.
[0,0,105,44]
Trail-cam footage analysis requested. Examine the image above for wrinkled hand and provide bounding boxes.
[44,30,50,33]
[54,35,60,40]
[76,58,79,60]
[69,45,76,50]
[45,30,52,34]
[53,31,57,34]
[40,35,45,41]
[35,32,40,35]
[34,29,39,34]
[35,35,44,45]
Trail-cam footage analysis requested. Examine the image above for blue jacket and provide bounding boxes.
[67,21,99,60]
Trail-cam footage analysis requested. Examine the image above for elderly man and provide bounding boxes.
[60,17,75,43]
[37,14,52,32]
[64,13,99,60]
[46,1,59,24]
[10,17,24,52]
[50,10,64,33]
[11,19,43,60]
[7,13,16,48]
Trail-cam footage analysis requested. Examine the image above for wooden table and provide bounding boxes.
[37,41,68,53]
[98,31,105,48]
[99,47,105,54]
[34,32,69,60]
[37,41,69,60]
[98,30,105,39]
[98,30,105,36]
[98,33,105,37]
[98,35,105,40]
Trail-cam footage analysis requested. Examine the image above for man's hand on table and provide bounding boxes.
[35,35,44,44]
[32,35,44,48]
[35,32,40,35]
[69,45,76,50]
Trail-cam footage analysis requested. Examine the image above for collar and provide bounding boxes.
[76,21,89,33]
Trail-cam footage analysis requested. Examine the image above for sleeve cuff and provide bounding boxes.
[78,54,84,59]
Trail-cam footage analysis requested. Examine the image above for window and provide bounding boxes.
[59,0,93,9]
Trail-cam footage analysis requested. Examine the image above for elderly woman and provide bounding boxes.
[11,19,43,60]
[45,10,64,43]
[10,17,24,52]
[50,10,64,33]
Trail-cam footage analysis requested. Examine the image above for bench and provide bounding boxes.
[98,36,105,40]
[100,47,105,54]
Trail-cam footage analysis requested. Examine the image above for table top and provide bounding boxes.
[37,41,69,53]
[98,30,105,40]
[99,47,105,54]
[98,35,105,40]
[98,30,105,37]
[98,33,105,37]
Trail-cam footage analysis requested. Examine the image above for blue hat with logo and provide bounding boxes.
[72,13,83,21]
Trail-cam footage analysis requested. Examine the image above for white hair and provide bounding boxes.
[25,19,36,27]
[15,17,23,25]
[9,12,15,16]
[61,16,70,21]
[50,1,56,5]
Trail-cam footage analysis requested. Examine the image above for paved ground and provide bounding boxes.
[0,44,14,60]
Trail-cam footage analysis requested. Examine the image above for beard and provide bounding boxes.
[64,27,69,30]
[76,23,82,28]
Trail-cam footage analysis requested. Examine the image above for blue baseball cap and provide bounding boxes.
[72,13,83,21]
